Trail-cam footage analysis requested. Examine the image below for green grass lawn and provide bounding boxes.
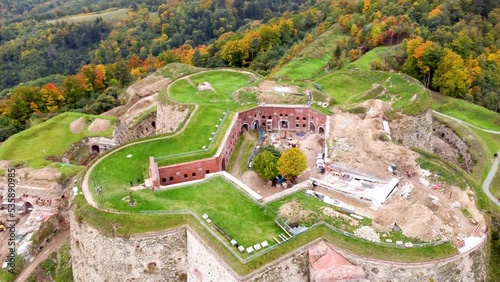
[343,45,402,70]
[273,26,347,80]
[46,8,130,24]
[93,176,282,247]
[431,91,500,131]
[313,70,429,115]
[0,112,116,169]
[90,70,253,190]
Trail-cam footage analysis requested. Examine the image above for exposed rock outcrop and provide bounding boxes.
[390,109,433,151]
[432,119,474,172]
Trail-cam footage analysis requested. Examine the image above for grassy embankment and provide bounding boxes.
[0,112,116,175]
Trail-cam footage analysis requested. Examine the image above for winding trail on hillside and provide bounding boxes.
[482,150,500,206]
[432,110,500,134]
[433,110,500,206]
[14,230,70,282]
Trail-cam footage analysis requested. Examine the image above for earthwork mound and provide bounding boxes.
[88,119,112,133]
[69,117,86,133]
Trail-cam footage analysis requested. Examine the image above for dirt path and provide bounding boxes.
[229,131,255,177]
[433,110,500,134]
[14,229,70,282]
[482,150,500,206]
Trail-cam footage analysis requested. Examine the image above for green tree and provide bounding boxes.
[277,148,307,182]
[252,150,279,180]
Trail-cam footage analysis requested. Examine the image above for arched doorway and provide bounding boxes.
[23,202,34,213]
[318,127,325,134]
[251,120,259,130]
[241,124,249,132]
[91,145,100,154]
[279,120,289,129]
[309,122,316,132]
[151,121,156,128]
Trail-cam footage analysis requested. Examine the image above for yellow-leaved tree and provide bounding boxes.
[277,148,307,182]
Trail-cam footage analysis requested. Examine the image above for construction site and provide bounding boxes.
[235,99,486,248]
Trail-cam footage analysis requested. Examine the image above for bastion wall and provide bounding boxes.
[70,208,488,282]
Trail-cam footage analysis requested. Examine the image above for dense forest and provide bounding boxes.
[0,0,499,142]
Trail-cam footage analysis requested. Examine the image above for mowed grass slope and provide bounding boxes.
[431,92,500,131]
[0,112,116,168]
[46,8,130,24]
[273,26,347,80]
[343,45,402,70]
[93,176,281,247]
[313,69,429,115]
[91,70,253,190]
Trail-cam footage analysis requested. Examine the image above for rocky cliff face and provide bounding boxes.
[390,109,433,151]
[432,119,474,172]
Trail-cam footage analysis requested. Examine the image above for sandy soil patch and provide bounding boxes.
[88,119,112,133]
[122,94,158,125]
[69,117,85,134]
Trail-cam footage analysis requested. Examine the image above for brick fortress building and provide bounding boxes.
[147,104,327,188]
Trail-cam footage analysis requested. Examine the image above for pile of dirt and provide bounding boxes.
[88,119,112,133]
[330,100,418,180]
[122,95,158,125]
[278,200,315,225]
[69,117,85,134]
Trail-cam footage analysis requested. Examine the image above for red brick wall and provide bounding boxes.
[238,106,326,133]
[156,158,219,186]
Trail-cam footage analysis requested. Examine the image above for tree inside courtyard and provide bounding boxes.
[277,147,307,182]
[252,150,279,181]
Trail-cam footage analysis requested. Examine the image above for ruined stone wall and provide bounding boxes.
[245,249,309,282]
[330,238,488,282]
[186,230,239,282]
[390,109,433,151]
[113,113,157,145]
[432,119,473,172]
[70,210,188,282]
[156,103,190,134]
[71,203,487,282]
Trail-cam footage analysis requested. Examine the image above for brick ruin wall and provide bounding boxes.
[113,103,190,145]
[152,105,328,187]
[70,206,488,282]
[114,113,157,145]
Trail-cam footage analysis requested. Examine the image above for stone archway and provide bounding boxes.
[318,126,325,134]
[241,124,249,132]
[309,122,316,132]
[91,145,100,154]
[23,201,34,212]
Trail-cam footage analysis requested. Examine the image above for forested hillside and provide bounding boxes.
[0,0,499,142]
